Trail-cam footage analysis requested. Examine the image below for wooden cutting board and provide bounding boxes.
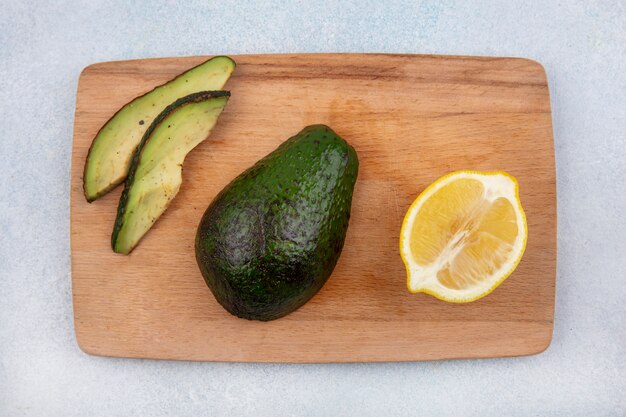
[71,53,556,362]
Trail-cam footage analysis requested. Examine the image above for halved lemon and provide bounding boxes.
[400,171,527,302]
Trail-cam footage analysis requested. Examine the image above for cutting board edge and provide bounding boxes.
[72,319,554,363]
[77,52,549,80]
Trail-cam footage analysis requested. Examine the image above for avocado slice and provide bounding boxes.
[195,125,359,321]
[83,56,235,202]
[112,91,230,254]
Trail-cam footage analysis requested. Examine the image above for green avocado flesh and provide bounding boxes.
[83,56,235,202]
[195,125,359,321]
[112,91,230,254]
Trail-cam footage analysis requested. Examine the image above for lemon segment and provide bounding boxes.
[400,171,527,302]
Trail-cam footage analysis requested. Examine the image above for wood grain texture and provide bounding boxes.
[70,54,556,362]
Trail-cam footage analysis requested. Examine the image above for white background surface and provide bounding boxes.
[1,1,625,416]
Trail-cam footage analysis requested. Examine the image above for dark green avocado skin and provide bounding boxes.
[195,125,359,321]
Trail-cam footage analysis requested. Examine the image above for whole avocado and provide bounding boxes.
[195,125,359,321]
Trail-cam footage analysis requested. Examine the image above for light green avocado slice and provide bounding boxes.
[83,56,235,202]
[112,91,230,254]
